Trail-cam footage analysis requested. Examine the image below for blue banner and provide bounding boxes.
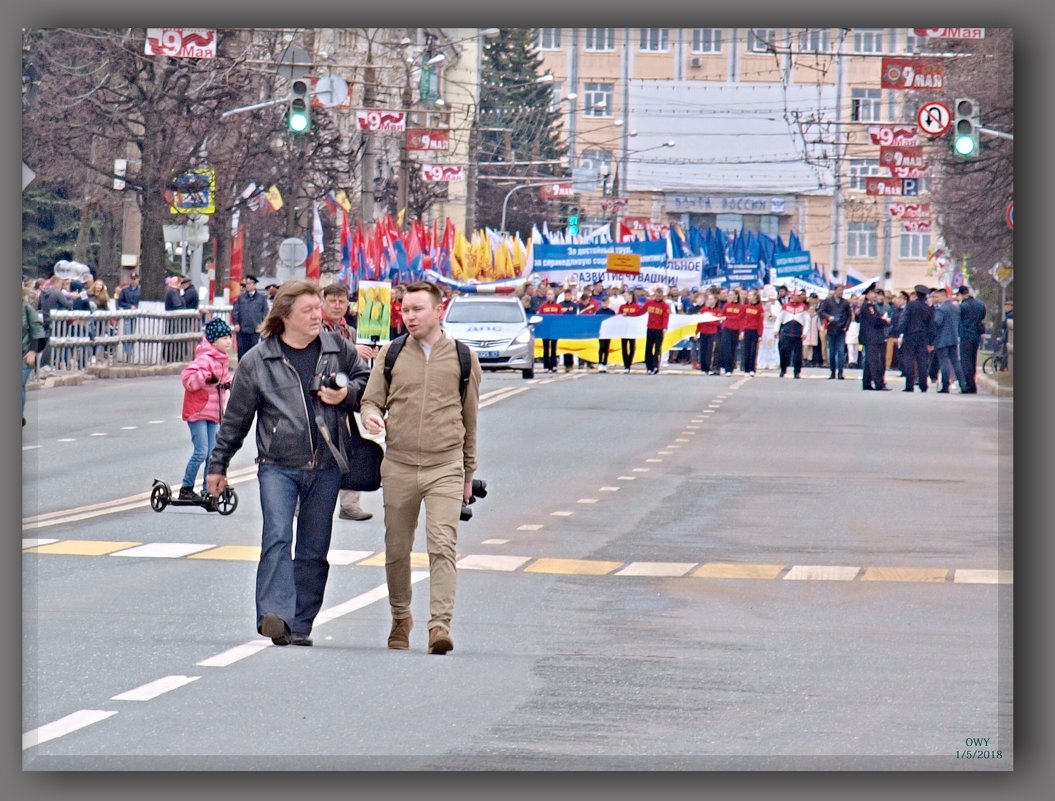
[772,250,812,277]
[531,240,668,286]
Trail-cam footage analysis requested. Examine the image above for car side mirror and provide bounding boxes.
[528,315,543,326]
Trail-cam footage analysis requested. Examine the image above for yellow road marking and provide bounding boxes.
[691,562,785,580]
[26,540,140,556]
[525,558,623,576]
[187,545,261,561]
[861,567,950,583]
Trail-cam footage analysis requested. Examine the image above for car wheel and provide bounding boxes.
[522,367,535,379]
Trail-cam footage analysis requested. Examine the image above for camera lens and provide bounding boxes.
[325,372,349,390]
[472,479,488,499]
[459,504,472,522]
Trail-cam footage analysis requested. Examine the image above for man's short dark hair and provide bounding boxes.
[956,286,971,295]
[402,280,443,305]
[322,283,350,300]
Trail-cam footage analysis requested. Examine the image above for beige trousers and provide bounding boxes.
[380,457,464,632]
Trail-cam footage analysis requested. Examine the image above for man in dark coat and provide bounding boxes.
[232,275,269,356]
[897,285,935,392]
[817,283,851,379]
[857,283,891,390]
[931,287,967,393]
[956,285,986,393]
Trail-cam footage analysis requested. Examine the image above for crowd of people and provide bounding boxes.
[511,277,995,393]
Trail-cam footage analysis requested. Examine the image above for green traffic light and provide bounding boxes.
[953,134,977,157]
[568,215,579,235]
[288,99,310,133]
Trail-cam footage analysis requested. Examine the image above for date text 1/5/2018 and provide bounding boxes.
[955,750,1002,759]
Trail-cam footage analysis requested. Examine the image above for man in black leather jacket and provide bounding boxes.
[207,280,371,648]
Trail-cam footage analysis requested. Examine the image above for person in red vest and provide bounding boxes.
[739,288,765,376]
[719,288,744,375]
[643,285,671,375]
[617,288,646,373]
[536,287,563,373]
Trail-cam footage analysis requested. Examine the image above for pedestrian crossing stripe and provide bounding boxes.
[21,540,1012,584]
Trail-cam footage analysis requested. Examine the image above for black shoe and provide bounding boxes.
[261,612,291,646]
[878,386,891,391]
[291,634,313,647]
[779,370,785,377]
[903,388,913,392]
[828,374,835,380]
[937,388,950,394]
[178,486,202,502]
[837,374,844,380]
[794,373,801,379]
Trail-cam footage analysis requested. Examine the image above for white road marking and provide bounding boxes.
[577,498,598,504]
[646,458,662,463]
[615,562,697,577]
[482,538,510,545]
[599,487,620,492]
[458,554,531,571]
[110,543,216,559]
[120,426,137,430]
[111,675,199,701]
[148,420,165,424]
[632,468,650,473]
[954,569,1013,584]
[90,432,108,437]
[22,444,41,451]
[57,438,75,442]
[22,538,58,548]
[479,387,530,408]
[326,549,377,565]
[616,476,636,481]
[517,524,543,531]
[196,642,271,668]
[550,511,573,517]
[784,565,861,581]
[22,465,260,529]
[23,709,118,751]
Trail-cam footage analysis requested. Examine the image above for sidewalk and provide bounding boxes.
[25,362,187,392]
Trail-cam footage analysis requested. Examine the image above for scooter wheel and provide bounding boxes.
[150,483,170,512]
[215,487,239,516]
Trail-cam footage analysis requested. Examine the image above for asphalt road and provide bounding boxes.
[21,364,1013,770]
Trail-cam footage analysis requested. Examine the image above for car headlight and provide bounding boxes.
[513,330,532,345]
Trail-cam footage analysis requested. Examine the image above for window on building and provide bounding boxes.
[759,215,780,237]
[691,28,722,53]
[851,88,883,122]
[847,222,878,259]
[337,30,356,49]
[904,30,927,53]
[848,158,883,191]
[583,83,614,117]
[640,28,670,52]
[538,28,562,50]
[585,28,615,52]
[853,28,884,53]
[798,28,829,52]
[579,148,614,178]
[716,213,743,232]
[900,231,931,259]
[747,28,778,54]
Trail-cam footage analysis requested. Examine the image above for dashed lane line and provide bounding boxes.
[21,540,1012,584]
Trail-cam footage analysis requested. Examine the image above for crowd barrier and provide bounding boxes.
[40,305,234,371]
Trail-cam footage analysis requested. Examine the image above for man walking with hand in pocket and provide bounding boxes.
[360,281,482,655]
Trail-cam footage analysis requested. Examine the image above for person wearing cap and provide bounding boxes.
[179,275,200,313]
[897,284,936,392]
[231,275,269,356]
[856,283,891,390]
[956,285,986,393]
[558,287,579,372]
[115,270,141,362]
[264,283,280,310]
[178,319,234,501]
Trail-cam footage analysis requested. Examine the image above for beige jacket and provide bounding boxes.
[360,333,481,483]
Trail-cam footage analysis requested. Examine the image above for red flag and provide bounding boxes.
[618,222,633,243]
[229,223,245,301]
[305,203,323,281]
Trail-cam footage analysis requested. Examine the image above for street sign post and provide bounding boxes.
[278,237,308,268]
[917,102,952,137]
[990,261,1013,288]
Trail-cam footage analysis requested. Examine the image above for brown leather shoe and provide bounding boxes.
[388,615,412,649]
[428,626,453,655]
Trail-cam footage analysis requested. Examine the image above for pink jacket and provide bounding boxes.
[181,337,232,422]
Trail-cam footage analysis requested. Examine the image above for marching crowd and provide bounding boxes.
[512,277,994,394]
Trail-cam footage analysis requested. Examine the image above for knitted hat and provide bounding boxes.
[204,318,233,343]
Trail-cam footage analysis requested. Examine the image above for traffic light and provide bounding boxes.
[952,97,980,159]
[568,207,580,236]
[288,79,311,134]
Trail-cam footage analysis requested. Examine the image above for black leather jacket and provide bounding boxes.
[208,331,371,475]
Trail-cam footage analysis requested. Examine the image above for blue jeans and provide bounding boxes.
[182,420,219,492]
[122,318,136,360]
[827,330,847,375]
[256,463,341,638]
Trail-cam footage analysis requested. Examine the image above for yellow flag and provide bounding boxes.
[266,185,284,212]
[396,208,406,230]
[335,190,352,213]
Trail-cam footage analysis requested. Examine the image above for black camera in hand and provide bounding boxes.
[459,479,488,522]
[308,371,349,394]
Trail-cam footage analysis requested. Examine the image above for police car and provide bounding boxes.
[442,295,542,379]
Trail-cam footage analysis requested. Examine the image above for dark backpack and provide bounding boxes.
[383,333,472,401]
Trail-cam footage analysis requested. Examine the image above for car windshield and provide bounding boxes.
[445,301,525,324]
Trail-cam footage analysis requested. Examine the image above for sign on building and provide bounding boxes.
[145,29,217,58]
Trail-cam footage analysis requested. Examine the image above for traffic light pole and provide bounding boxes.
[978,127,1014,141]
[220,96,293,119]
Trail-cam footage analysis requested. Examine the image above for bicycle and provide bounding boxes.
[981,340,1008,375]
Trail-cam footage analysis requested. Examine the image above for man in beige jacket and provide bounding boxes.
[360,281,481,655]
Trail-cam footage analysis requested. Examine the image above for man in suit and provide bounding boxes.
[930,287,967,393]
[956,285,986,393]
[897,285,935,392]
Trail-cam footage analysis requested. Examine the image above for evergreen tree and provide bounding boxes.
[475,28,568,237]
